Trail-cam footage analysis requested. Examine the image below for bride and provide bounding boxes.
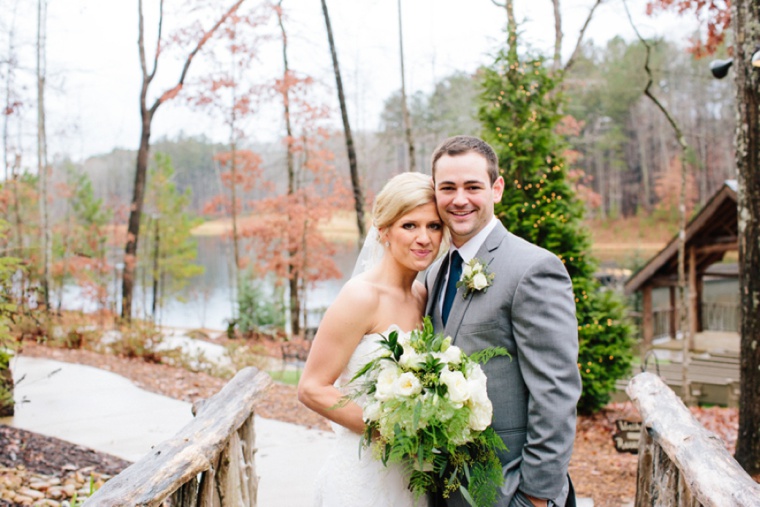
[297,172,445,506]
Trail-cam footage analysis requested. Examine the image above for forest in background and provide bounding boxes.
[50,35,735,235]
[0,0,742,420]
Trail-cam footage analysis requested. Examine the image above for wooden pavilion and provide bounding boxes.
[624,180,738,353]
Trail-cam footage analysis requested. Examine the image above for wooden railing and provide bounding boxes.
[649,302,739,340]
[626,372,760,506]
[702,301,740,332]
[85,367,273,507]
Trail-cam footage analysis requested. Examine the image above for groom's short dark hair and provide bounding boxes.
[431,136,499,184]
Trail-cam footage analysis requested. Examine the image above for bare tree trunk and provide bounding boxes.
[122,0,247,321]
[624,0,695,405]
[36,0,51,311]
[320,0,366,246]
[563,0,603,73]
[397,0,415,172]
[10,160,24,311]
[229,141,240,276]
[276,1,301,337]
[594,127,607,219]
[151,216,159,320]
[733,0,760,475]
[226,24,241,285]
[3,16,15,183]
[551,0,562,72]
[491,0,518,58]
[636,106,651,213]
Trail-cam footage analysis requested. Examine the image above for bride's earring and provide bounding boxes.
[384,241,390,248]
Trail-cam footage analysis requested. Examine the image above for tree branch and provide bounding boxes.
[138,0,148,83]
[552,0,562,72]
[622,0,686,150]
[151,0,247,115]
[148,0,164,83]
[563,0,603,73]
[623,0,694,405]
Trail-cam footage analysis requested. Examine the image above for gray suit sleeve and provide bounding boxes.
[510,253,581,500]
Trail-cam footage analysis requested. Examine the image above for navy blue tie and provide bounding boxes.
[442,251,463,326]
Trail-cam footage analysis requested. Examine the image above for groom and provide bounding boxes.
[425,136,581,507]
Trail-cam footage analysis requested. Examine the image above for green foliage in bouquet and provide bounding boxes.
[347,317,509,507]
[478,49,635,414]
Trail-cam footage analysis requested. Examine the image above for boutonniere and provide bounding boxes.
[456,257,495,298]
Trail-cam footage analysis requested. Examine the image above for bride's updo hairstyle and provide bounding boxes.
[372,172,436,231]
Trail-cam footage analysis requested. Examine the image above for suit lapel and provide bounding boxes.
[445,224,508,342]
[425,255,448,318]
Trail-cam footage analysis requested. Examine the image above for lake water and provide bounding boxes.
[133,235,359,332]
[59,236,739,334]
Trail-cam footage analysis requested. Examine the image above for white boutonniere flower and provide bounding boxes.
[456,257,495,298]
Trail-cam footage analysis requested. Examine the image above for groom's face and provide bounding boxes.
[434,151,504,248]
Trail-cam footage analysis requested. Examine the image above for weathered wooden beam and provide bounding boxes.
[642,285,653,358]
[696,242,738,255]
[688,247,697,351]
[86,367,272,507]
[627,372,760,506]
[669,287,677,340]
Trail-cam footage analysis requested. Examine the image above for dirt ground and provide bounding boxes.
[5,340,752,506]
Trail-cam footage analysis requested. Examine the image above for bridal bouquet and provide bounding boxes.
[346,317,509,507]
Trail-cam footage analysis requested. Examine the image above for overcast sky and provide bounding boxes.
[3,0,696,162]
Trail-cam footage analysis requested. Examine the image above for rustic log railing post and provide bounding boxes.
[85,367,272,507]
[627,372,760,506]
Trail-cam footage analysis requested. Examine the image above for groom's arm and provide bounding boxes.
[510,252,581,502]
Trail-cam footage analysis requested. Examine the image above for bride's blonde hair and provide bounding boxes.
[372,172,436,230]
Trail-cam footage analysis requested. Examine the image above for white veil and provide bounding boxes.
[351,226,385,278]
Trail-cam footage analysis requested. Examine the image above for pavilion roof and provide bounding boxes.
[624,180,738,295]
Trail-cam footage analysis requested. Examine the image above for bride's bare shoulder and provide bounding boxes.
[334,277,381,309]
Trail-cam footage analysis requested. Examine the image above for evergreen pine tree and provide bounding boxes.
[479,49,634,414]
[140,153,204,319]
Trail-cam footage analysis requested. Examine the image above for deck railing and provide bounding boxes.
[85,367,272,507]
[649,302,739,340]
[626,372,760,506]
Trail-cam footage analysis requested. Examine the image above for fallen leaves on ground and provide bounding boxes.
[12,341,756,506]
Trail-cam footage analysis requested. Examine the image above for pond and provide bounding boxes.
[127,235,359,332]
[58,236,739,334]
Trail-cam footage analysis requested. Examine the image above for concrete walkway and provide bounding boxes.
[2,355,594,507]
[2,355,336,506]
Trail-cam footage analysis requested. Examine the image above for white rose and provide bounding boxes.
[439,345,463,366]
[465,363,489,399]
[468,398,493,431]
[375,364,400,401]
[399,346,424,370]
[397,330,412,348]
[468,379,489,405]
[363,401,381,422]
[395,371,422,397]
[472,272,489,290]
[440,368,470,405]
[462,263,473,278]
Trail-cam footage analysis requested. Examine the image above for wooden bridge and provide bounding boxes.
[85,367,272,506]
[81,363,758,505]
[627,373,760,506]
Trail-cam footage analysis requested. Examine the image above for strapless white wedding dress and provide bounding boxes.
[312,325,421,506]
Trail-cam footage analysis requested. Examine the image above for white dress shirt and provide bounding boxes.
[439,217,500,312]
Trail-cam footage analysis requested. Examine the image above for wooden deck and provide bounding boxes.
[614,331,741,406]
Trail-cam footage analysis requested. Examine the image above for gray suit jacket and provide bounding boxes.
[425,222,581,507]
